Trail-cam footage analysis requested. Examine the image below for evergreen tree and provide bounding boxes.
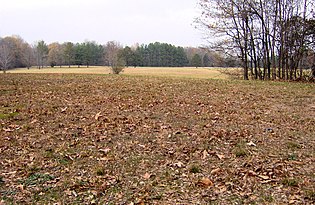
[191,54,202,68]
[63,42,74,68]
[74,43,84,67]
[136,42,188,67]
[203,54,212,67]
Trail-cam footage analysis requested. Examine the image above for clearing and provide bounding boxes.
[0,73,314,204]
[7,66,228,79]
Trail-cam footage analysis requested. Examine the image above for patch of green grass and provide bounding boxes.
[189,165,201,174]
[58,158,69,165]
[96,167,105,176]
[149,193,163,200]
[28,165,41,174]
[262,194,274,203]
[44,149,55,159]
[287,141,301,150]
[305,189,315,201]
[0,111,19,119]
[1,190,16,204]
[234,148,248,157]
[234,142,249,157]
[287,153,298,160]
[227,194,245,204]
[22,173,55,186]
[281,178,299,187]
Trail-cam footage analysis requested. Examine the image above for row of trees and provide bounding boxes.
[135,42,189,67]
[198,0,315,81]
[0,35,241,73]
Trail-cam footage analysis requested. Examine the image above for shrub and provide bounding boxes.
[111,58,125,74]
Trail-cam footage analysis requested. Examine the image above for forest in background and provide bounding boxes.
[0,35,239,73]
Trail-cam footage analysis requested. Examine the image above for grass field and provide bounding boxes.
[8,66,228,79]
[0,73,314,204]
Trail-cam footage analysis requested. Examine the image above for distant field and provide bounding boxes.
[8,66,228,79]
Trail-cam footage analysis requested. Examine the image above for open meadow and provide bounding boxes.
[0,72,314,204]
[8,66,228,80]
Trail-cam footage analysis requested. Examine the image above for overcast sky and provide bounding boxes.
[0,0,205,47]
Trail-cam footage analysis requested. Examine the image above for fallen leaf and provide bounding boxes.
[72,190,78,197]
[99,148,111,154]
[246,141,256,146]
[216,154,225,160]
[143,173,151,180]
[97,157,110,161]
[136,201,145,205]
[258,175,269,180]
[91,199,96,205]
[17,184,24,191]
[198,177,214,187]
[61,107,68,113]
[202,150,208,159]
[138,144,146,148]
[95,112,102,120]
[261,179,277,184]
[30,119,38,124]
[248,170,257,176]
[173,161,185,168]
[64,189,72,196]
[3,128,14,132]
[218,185,227,193]
[210,168,221,175]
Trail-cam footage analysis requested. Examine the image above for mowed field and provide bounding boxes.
[0,73,314,204]
[8,66,228,79]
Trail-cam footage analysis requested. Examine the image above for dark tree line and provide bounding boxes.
[198,0,315,81]
[134,42,189,67]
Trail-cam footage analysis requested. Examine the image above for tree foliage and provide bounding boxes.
[136,42,189,67]
[36,40,48,69]
[191,54,203,67]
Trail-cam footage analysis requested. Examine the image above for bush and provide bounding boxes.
[111,58,125,74]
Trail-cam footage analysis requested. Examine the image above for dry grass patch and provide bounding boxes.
[8,66,228,79]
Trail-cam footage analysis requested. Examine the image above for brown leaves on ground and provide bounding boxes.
[0,74,314,204]
[198,177,214,187]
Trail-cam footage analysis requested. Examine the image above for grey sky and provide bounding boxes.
[0,0,205,47]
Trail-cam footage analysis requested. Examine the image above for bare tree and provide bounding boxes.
[48,42,64,67]
[197,0,315,81]
[103,41,125,74]
[21,42,35,69]
[0,40,14,73]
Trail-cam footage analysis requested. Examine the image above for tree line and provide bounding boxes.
[198,0,315,81]
[0,35,241,73]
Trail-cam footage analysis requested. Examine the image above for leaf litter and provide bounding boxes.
[0,74,314,204]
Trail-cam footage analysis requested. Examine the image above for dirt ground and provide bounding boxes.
[0,74,314,204]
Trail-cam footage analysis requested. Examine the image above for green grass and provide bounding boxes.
[0,111,19,119]
[281,178,299,187]
[22,173,55,186]
[234,141,249,157]
[189,165,202,174]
